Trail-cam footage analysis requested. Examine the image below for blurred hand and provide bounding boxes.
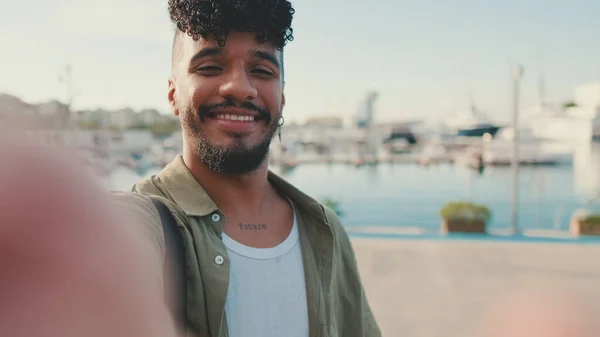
[0,125,178,337]
[475,286,596,337]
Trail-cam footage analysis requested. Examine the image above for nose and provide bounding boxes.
[218,65,258,102]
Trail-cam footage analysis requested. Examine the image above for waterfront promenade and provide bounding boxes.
[352,237,600,336]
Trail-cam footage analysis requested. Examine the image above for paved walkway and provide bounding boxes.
[352,238,600,337]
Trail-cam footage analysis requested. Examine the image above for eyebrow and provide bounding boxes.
[189,47,222,64]
[249,49,280,69]
[188,47,280,69]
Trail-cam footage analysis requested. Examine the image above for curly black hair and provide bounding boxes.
[168,0,295,50]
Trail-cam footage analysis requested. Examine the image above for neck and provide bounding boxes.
[182,148,276,216]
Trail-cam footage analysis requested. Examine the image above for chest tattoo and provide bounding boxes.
[239,223,268,230]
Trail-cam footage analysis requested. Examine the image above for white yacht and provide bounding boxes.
[521,83,600,143]
[481,126,573,165]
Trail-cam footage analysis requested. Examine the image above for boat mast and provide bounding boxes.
[468,90,476,116]
[537,41,546,112]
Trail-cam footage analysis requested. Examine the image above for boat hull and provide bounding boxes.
[456,125,501,137]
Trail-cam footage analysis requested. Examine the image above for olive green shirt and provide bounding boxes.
[120,155,381,337]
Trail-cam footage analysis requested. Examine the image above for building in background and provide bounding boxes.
[354,91,378,128]
[305,115,344,128]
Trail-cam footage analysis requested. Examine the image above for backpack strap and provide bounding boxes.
[149,197,188,330]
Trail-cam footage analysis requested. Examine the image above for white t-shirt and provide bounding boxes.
[222,206,309,337]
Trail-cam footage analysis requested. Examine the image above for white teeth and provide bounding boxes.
[216,114,255,121]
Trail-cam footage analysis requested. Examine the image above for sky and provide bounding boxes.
[1,0,600,125]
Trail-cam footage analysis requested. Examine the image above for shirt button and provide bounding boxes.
[215,255,224,265]
[211,213,221,222]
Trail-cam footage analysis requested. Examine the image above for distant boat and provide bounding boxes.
[382,124,418,149]
[443,98,502,138]
[456,124,501,137]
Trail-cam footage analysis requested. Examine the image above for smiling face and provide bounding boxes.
[169,31,285,175]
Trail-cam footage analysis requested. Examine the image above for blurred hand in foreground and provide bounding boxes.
[475,285,597,337]
[0,125,178,337]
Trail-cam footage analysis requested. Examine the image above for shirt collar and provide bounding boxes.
[157,155,218,216]
[158,155,331,227]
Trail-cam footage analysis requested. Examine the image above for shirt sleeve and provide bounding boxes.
[110,191,166,290]
[324,206,383,337]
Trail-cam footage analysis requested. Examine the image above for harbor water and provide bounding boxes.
[271,163,600,233]
[109,149,600,234]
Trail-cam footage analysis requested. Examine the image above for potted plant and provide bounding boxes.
[439,201,491,234]
[570,210,600,236]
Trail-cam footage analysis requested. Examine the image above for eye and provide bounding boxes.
[196,66,222,76]
[251,67,276,78]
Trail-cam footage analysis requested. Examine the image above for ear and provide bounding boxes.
[281,81,286,108]
[168,77,178,116]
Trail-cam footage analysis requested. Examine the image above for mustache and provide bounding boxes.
[197,99,272,123]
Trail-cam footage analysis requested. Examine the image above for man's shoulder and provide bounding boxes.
[320,204,354,251]
[130,174,163,196]
[321,204,344,231]
[113,172,176,234]
[110,190,159,223]
[295,197,354,256]
[111,172,182,228]
[108,190,167,265]
[109,173,162,212]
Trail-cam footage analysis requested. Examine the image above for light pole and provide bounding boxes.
[510,64,524,235]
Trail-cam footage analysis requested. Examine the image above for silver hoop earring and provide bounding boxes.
[278,116,285,142]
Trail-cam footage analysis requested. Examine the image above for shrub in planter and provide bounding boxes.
[570,212,600,236]
[440,201,491,234]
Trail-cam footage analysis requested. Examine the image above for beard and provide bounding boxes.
[181,103,280,176]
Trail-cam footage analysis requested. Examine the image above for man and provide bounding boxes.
[133,0,381,336]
